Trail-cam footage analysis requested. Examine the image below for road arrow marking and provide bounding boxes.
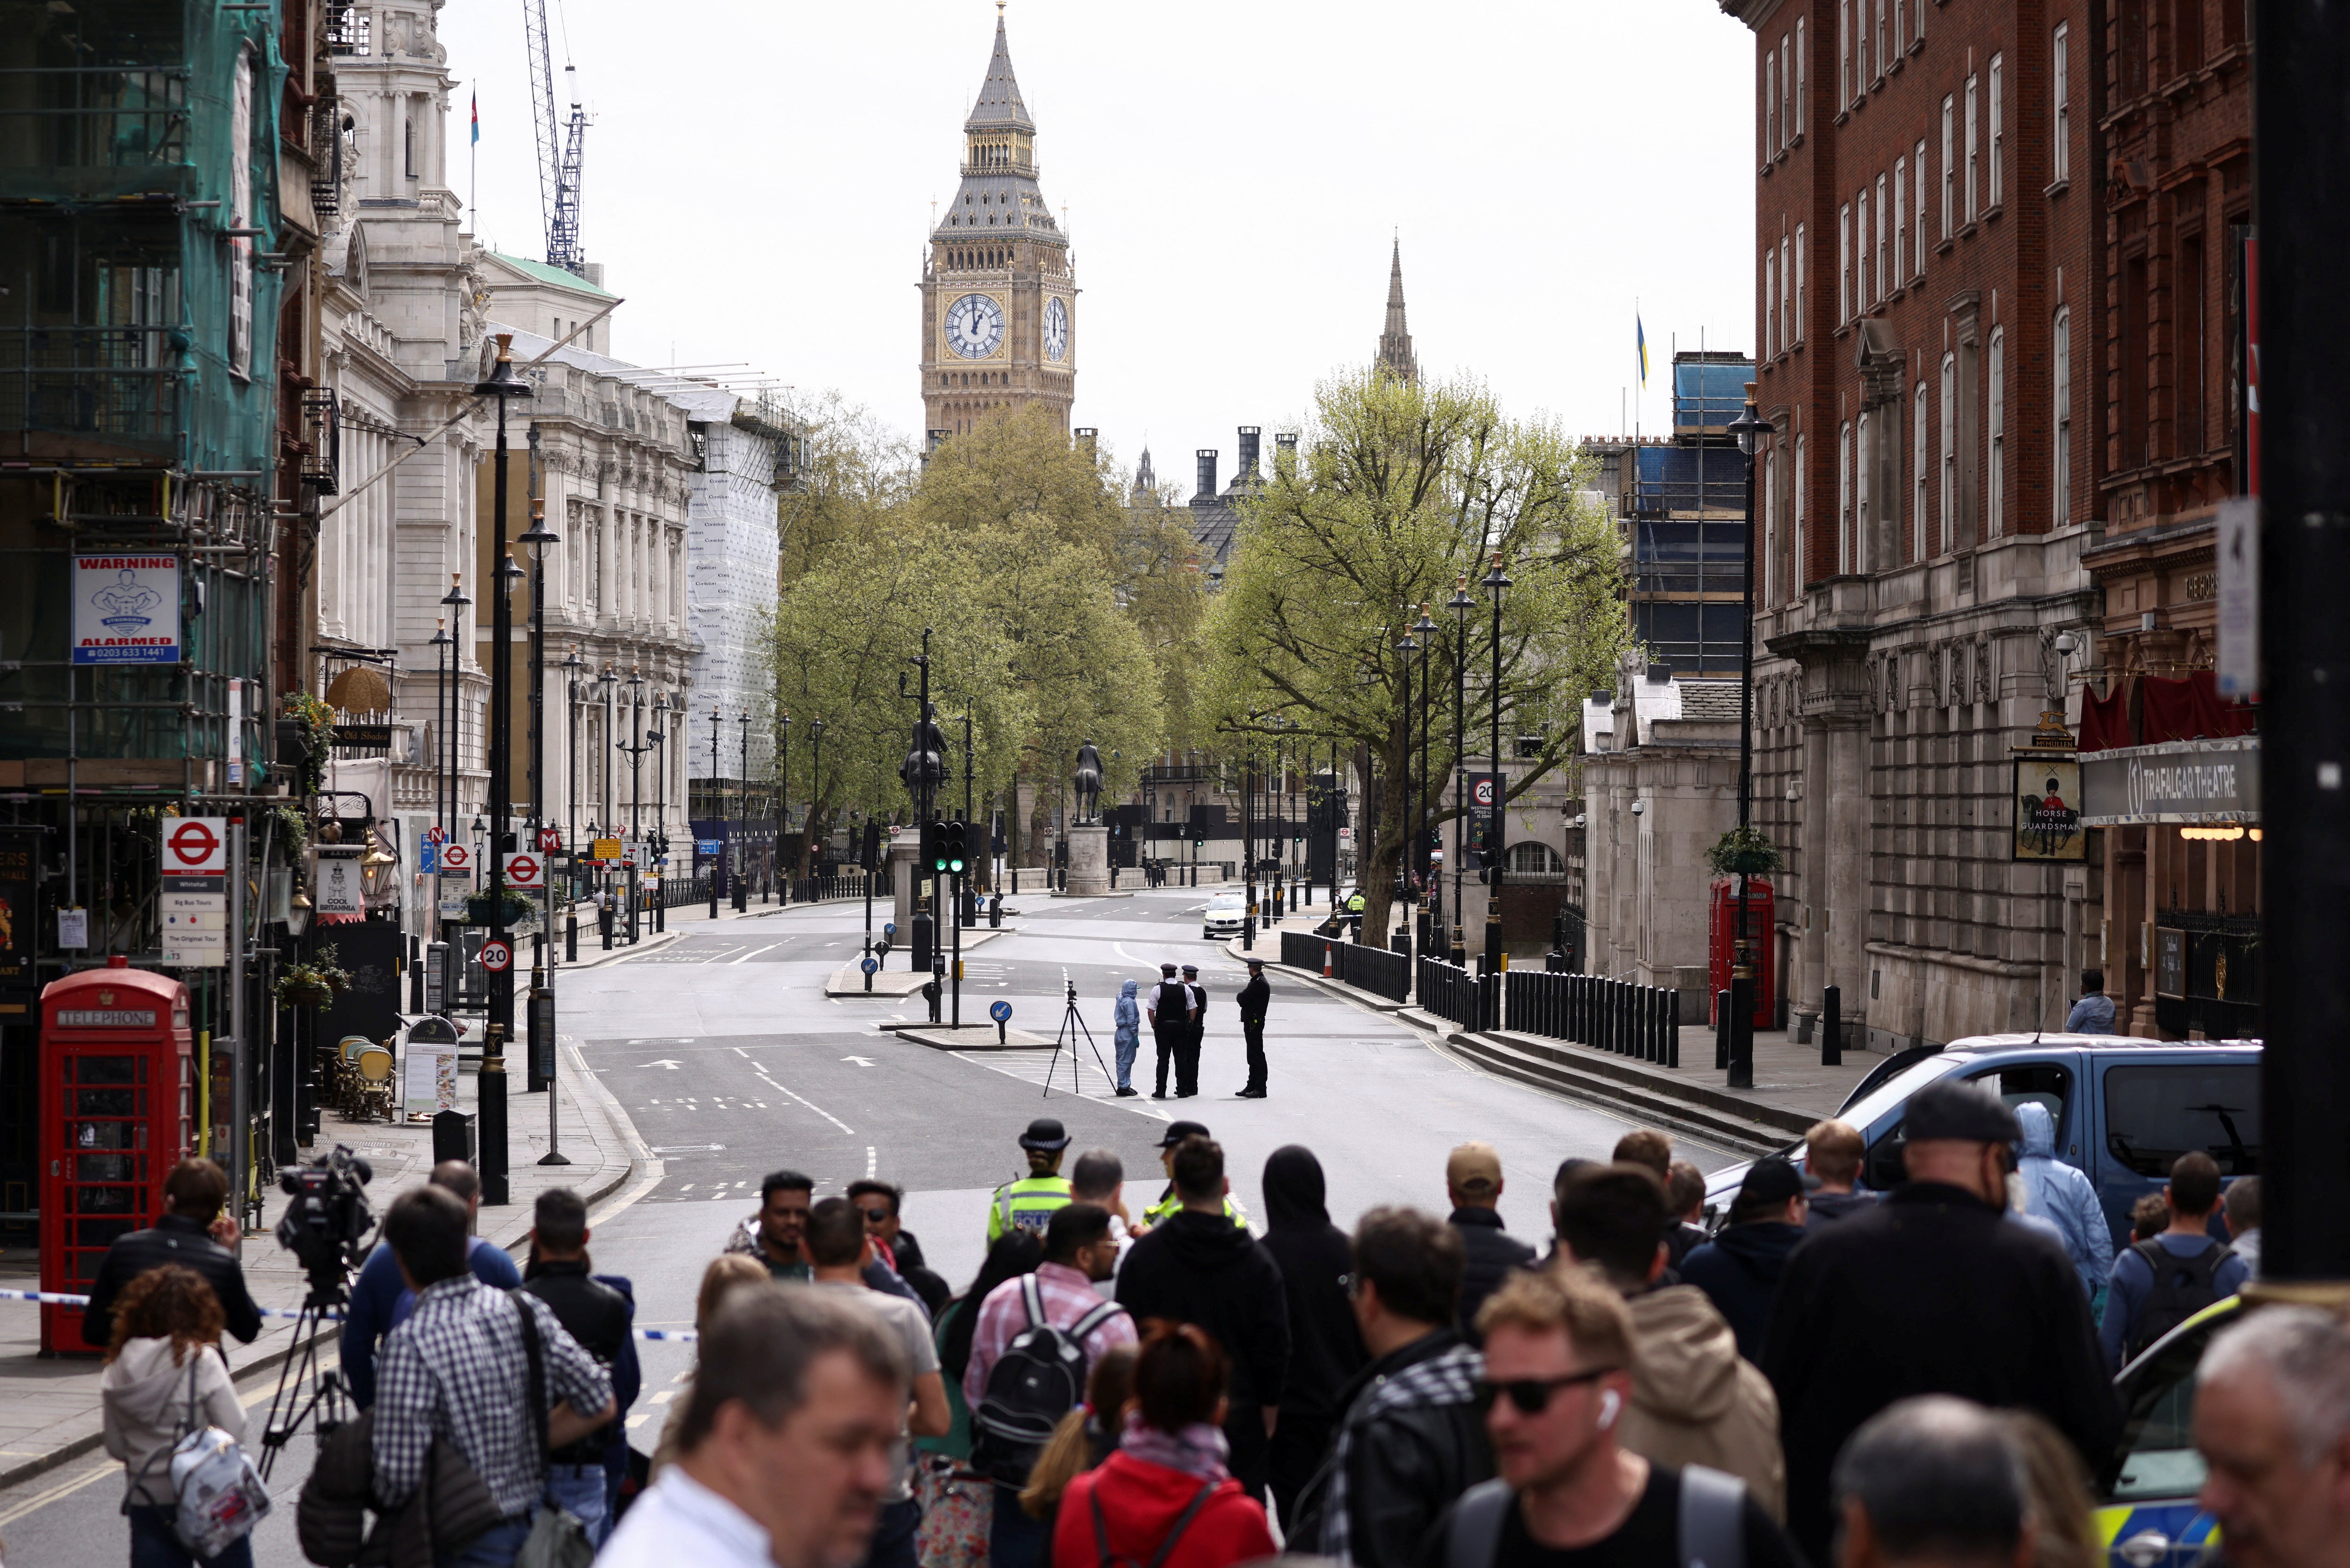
[841,1056,877,1066]
[641,1059,683,1070]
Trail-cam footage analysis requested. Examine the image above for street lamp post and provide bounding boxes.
[1448,575,1474,966]
[471,332,530,1207]
[708,706,724,919]
[1395,623,1419,964]
[810,718,824,886]
[1413,604,1438,955]
[518,501,560,1097]
[736,711,752,911]
[1483,551,1512,977]
[597,663,617,887]
[562,647,586,904]
[777,712,791,902]
[438,573,469,839]
[648,694,669,933]
[1242,723,1256,951]
[1727,393,1773,1090]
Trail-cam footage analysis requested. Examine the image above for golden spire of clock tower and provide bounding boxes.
[921,12,1075,440]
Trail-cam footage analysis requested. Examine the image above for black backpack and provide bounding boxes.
[2127,1238,2235,1358]
[970,1276,1127,1487]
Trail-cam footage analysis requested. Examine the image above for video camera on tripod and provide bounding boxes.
[274,1144,375,1300]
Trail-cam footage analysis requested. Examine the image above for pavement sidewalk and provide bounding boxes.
[1243,939,1881,1158]
[0,1028,646,1492]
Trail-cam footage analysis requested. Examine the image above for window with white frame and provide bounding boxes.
[1894,157,1908,286]
[1763,449,1778,600]
[2053,306,2072,525]
[1840,204,1852,321]
[1894,0,1905,52]
[1876,0,1889,76]
[1965,73,1980,220]
[1795,225,1807,339]
[1914,381,1930,560]
[1782,34,1794,147]
[1841,0,1853,105]
[1988,54,2005,204]
[1941,98,1956,237]
[1987,327,2005,536]
[1876,173,1890,301]
[1764,249,1778,357]
[1857,188,1871,306]
[1839,421,1853,573]
[1915,141,1929,272]
[1856,410,1872,572]
[1913,0,1924,44]
[2053,24,2071,183]
[1797,18,1808,123]
[1765,52,1777,157]
[1780,236,1793,349]
[1794,433,1808,595]
[1939,353,1957,554]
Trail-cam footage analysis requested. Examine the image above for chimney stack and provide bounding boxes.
[1074,427,1098,460]
[1196,449,1218,500]
[1236,426,1261,482]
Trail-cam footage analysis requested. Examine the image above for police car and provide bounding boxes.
[1202,892,1246,938]
[2096,1293,2245,1567]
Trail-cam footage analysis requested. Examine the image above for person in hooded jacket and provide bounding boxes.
[1115,1136,1290,1503]
[1677,1159,1815,1365]
[1113,979,1143,1097]
[2013,1101,2115,1306]
[101,1264,249,1568]
[1552,1162,1786,1521]
[1257,1145,1369,1530]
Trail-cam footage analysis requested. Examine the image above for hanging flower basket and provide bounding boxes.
[274,943,352,1010]
[1704,826,1784,878]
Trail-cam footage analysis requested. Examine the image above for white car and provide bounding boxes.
[1202,893,1246,938]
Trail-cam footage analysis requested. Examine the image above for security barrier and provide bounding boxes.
[1281,931,1411,1002]
[1504,971,1681,1067]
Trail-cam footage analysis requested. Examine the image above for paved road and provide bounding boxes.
[0,887,1734,1563]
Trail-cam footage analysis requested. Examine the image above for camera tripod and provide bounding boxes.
[1042,978,1115,1098]
[257,1276,353,1481]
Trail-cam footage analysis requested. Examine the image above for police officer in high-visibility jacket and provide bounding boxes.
[986,1116,1075,1244]
[1136,1119,1248,1231]
[1346,888,1367,941]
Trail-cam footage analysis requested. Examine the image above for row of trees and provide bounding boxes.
[766,371,1631,919]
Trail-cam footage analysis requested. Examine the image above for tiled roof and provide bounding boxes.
[1676,681,1745,721]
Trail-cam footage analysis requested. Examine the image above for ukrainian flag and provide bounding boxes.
[1637,315,1649,389]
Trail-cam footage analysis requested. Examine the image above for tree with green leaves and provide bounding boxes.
[1199,367,1630,950]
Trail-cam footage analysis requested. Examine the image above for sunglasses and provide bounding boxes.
[1473,1367,1619,1416]
[859,1208,893,1224]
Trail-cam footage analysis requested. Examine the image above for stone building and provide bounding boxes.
[1723,0,2106,1051]
[920,14,1076,440]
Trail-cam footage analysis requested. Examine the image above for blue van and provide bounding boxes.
[1703,1034,2262,1244]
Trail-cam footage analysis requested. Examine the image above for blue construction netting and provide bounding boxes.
[1633,445,1750,516]
[1673,359,1753,432]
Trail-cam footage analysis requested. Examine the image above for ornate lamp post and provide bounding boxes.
[437,574,469,837]
[709,706,724,918]
[809,717,825,882]
[777,711,791,901]
[1413,604,1438,953]
[1394,622,1419,964]
[596,662,618,868]
[562,646,586,889]
[1482,551,1513,976]
[1447,574,1474,965]
[517,503,559,1098]
[736,710,752,911]
[472,332,531,1207]
[648,693,669,932]
[1727,393,1773,1089]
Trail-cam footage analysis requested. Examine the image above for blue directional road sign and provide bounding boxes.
[861,956,880,975]
[883,921,898,938]
[989,1000,1013,1024]
[697,839,721,854]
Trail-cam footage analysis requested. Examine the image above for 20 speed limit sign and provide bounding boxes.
[479,939,513,972]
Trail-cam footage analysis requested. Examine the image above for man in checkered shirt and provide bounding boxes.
[373,1184,615,1567]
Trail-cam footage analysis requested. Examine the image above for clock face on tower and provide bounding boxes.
[1044,296,1068,362]
[944,293,1006,359]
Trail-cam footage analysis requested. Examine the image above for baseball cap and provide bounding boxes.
[1901,1079,2023,1145]
[1018,1117,1072,1152]
[1736,1157,1820,1209]
[1447,1140,1503,1195]
[1157,1119,1210,1149]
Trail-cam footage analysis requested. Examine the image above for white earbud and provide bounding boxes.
[1598,1390,1622,1429]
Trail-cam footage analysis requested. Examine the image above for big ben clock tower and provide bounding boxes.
[921,11,1075,439]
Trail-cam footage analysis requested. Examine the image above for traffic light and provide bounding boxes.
[944,820,969,875]
[928,819,952,875]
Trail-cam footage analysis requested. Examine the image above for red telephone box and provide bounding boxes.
[39,956,193,1353]
[1708,878,1778,1029]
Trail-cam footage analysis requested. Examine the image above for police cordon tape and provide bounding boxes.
[0,1287,700,1340]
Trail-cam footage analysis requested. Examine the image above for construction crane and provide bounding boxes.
[522,0,587,275]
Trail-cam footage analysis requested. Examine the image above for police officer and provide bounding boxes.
[1178,964,1208,1098]
[1236,957,1270,1098]
[1346,887,1366,940]
[1146,962,1193,1100]
[985,1117,1075,1244]
[1138,1121,1249,1230]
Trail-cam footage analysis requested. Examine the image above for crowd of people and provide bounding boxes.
[64,1071,2335,1568]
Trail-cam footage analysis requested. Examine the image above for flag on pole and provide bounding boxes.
[1637,314,1649,390]
[470,90,479,146]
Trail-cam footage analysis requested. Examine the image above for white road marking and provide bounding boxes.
[733,1046,750,1058]
[866,1145,878,1178]
[733,943,779,964]
[842,1056,876,1066]
[756,1073,856,1136]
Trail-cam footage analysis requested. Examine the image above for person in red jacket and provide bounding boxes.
[1055,1321,1275,1568]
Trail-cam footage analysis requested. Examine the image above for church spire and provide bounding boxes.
[1378,236,1418,385]
[966,12,1034,133]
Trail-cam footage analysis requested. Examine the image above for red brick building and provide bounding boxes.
[1721,0,2110,1052]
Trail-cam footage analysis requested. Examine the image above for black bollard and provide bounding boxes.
[1665,988,1681,1067]
[566,910,578,964]
[1715,989,1732,1070]
[1822,983,1844,1066]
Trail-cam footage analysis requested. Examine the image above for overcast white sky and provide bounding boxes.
[440,0,1755,495]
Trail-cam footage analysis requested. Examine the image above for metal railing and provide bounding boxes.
[1505,972,1681,1067]
[1280,931,1410,1003]
[784,873,879,906]
[1417,957,1496,1031]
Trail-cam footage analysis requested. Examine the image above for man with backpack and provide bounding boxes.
[965,1203,1135,1568]
[2100,1151,2247,1370]
[1423,1267,1802,1568]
